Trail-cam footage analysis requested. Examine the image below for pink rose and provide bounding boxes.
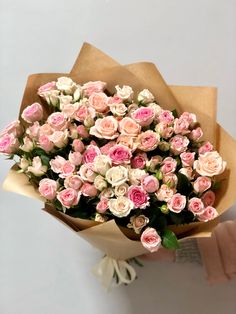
[198,141,214,155]
[180,152,195,167]
[79,163,96,182]
[173,118,190,135]
[82,145,101,163]
[156,184,175,202]
[193,176,211,193]
[128,186,149,209]
[142,175,159,193]
[77,125,89,138]
[38,81,56,96]
[141,227,161,253]
[108,144,132,165]
[64,175,83,190]
[28,156,47,176]
[131,106,155,126]
[59,161,75,178]
[26,121,40,139]
[89,92,109,113]
[119,117,141,137]
[137,130,160,151]
[57,188,81,208]
[108,95,122,105]
[90,116,119,139]
[72,139,85,153]
[49,130,68,148]
[197,206,218,222]
[194,151,226,177]
[155,122,173,139]
[21,102,43,123]
[201,190,215,207]
[47,112,67,130]
[170,135,189,155]
[158,110,174,123]
[161,157,177,174]
[39,123,53,136]
[189,127,203,141]
[131,153,147,169]
[82,81,106,97]
[0,120,23,137]
[50,156,66,173]
[180,112,197,124]
[167,193,186,213]
[38,135,54,152]
[74,103,96,122]
[188,197,204,215]
[96,198,109,213]
[69,151,82,166]
[0,133,19,154]
[100,141,116,155]
[61,103,79,119]
[38,178,58,200]
[81,183,98,197]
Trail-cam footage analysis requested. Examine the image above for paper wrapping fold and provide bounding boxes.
[3,43,236,260]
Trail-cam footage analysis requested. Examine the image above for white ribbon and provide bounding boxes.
[92,256,137,290]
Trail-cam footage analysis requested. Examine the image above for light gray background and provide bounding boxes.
[0,1,236,313]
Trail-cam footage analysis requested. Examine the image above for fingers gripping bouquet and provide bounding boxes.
[1,43,236,288]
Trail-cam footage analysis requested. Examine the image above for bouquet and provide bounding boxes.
[1,43,236,288]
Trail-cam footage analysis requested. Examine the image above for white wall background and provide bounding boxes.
[0,1,236,313]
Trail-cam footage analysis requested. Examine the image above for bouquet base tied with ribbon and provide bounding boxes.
[1,43,236,289]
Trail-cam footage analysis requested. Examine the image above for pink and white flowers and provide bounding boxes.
[1,76,227,253]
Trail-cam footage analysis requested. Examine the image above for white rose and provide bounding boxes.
[94,175,108,191]
[27,156,47,177]
[94,155,112,176]
[137,89,155,104]
[109,103,127,116]
[20,137,34,152]
[59,95,73,110]
[94,213,108,223]
[193,151,226,177]
[73,85,82,101]
[115,85,134,101]
[105,166,128,186]
[19,157,29,171]
[129,168,146,185]
[127,215,149,234]
[179,167,194,180]
[148,103,163,118]
[100,187,114,198]
[114,183,129,197]
[108,196,134,217]
[56,77,76,94]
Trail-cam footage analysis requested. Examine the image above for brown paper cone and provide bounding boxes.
[2,43,236,260]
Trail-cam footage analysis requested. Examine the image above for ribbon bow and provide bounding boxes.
[92,256,137,290]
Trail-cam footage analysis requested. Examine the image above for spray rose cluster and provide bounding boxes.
[0,77,226,252]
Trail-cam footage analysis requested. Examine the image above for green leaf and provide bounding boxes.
[40,154,50,166]
[176,172,193,196]
[212,181,221,190]
[161,229,180,249]
[171,109,179,118]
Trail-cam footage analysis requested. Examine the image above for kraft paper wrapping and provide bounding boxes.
[3,43,236,260]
